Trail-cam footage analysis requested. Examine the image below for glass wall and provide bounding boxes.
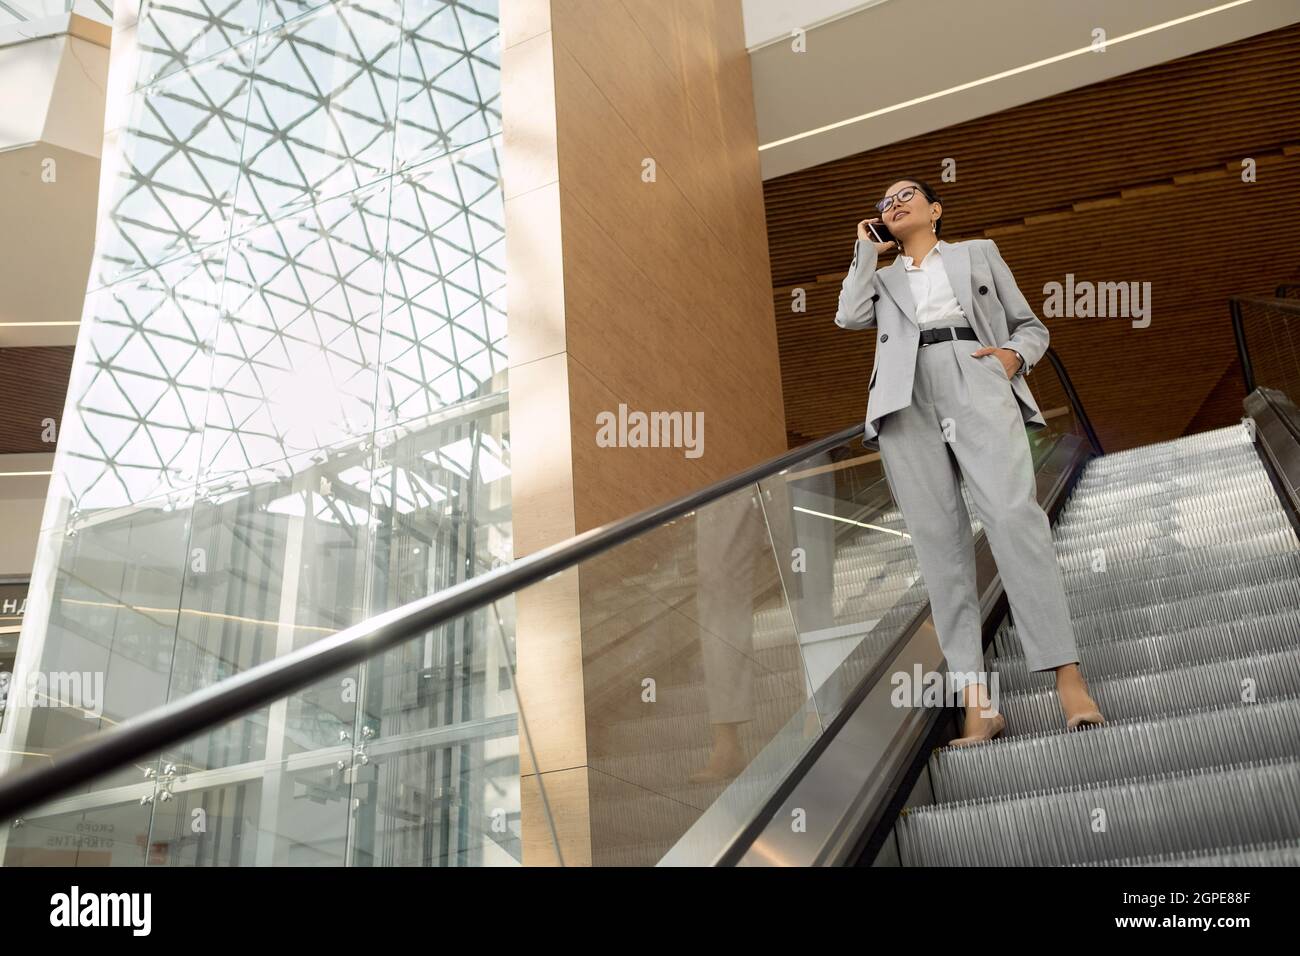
[0,0,527,866]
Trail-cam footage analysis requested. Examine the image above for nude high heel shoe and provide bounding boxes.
[1056,664,1106,729]
[1066,707,1105,729]
[948,710,1006,748]
[1060,686,1105,728]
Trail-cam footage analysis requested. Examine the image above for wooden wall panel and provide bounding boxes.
[551,0,787,532]
[0,347,74,454]
[504,0,786,867]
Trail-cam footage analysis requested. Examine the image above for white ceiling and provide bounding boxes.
[743,0,1300,180]
[741,0,888,50]
[0,15,109,347]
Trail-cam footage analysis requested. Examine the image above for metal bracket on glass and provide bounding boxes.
[141,763,178,804]
[337,726,376,784]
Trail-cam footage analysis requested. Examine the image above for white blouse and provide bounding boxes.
[898,244,968,330]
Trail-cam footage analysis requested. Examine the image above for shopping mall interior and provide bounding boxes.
[0,0,1298,868]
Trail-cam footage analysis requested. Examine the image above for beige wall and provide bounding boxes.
[0,455,52,577]
[0,15,107,579]
[502,0,785,864]
[0,14,109,349]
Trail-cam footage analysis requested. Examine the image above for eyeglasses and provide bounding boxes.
[875,185,925,214]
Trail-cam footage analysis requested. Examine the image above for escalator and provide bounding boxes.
[896,424,1300,866]
[2,297,1300,867]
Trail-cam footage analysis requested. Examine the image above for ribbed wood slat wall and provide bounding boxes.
[0,347,73,454]
[767,22,1300,451]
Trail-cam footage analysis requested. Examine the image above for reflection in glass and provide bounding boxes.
[1,800,153,867]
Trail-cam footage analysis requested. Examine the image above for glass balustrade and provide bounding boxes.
[0,353,1086,865]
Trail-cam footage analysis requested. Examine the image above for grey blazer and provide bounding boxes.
[834,237,1050,444]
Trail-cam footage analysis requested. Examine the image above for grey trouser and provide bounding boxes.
[875,332,1080,692]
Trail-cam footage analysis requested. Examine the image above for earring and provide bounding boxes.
[930,219,937,234]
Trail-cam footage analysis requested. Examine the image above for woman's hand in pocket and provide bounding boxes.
[970,346,1021,379]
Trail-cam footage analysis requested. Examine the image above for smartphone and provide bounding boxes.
[866,220,896,245]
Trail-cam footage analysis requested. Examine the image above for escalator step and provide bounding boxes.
[1060,538,1300,576]
[929,695,1300,802]
[999,646,1300,735]
[1075,837,1300,867]
[1058,552,1300,613]
[1055,529,1300,575]
[1055,521,1294,562]
[896,755,1300,866]
[989,608,1300,689]
[1055,503,1288,543]
[994,583,1300,654]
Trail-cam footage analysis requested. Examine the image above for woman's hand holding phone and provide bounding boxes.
[858,217,898,255]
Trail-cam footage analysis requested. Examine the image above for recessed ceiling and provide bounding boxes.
[741,0,887,50]
[763,21,1300,451]
[745,0,1300,179]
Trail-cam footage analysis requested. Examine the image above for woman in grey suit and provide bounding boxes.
[835,178,1104,746]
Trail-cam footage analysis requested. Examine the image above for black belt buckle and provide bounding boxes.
[920,325,971,348]
[920,327,955,348]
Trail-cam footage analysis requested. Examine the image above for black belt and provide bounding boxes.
[918,325,978,347]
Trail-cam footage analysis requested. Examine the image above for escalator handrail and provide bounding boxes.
[1230,293,1300,395]
[1043,345,1104,455]
[0,344,1106,824]
[0,424,863,819]
[711,409,1094,866]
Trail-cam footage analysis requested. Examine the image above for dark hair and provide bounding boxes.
[887,177,943,237]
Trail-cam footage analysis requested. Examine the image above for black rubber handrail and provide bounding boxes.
[712,407,1094,866]
[1230,294,1300,395]
[1231,296,1258,394]
[1043,345,1104,456]
[0,347,1104,824]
